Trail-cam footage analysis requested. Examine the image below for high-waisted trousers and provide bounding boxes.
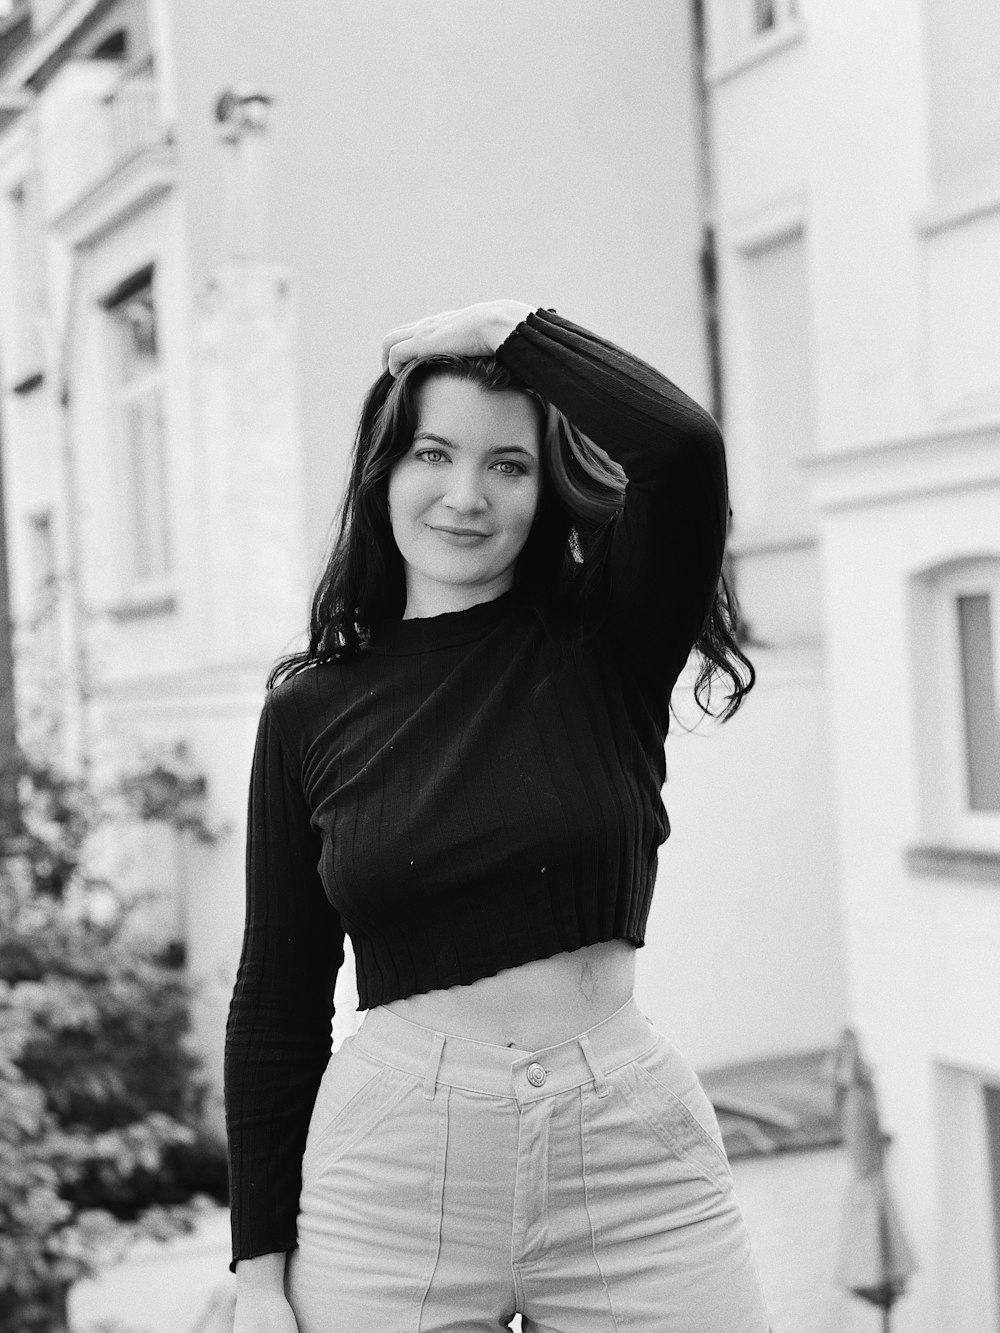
[285,996,770,1332]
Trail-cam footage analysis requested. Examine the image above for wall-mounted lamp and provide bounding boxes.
[214,87,274,143]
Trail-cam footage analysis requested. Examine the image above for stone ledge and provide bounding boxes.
[905,844,1000,884]
[106,591,177,622]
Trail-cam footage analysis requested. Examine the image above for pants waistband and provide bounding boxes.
[352,996,659,1103]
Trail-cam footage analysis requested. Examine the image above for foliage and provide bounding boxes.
[0,744,228,1333]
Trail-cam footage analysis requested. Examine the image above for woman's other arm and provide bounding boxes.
[233,1253,300,1332]
[225,692,345,1297]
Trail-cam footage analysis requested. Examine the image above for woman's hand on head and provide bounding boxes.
[381,300,535,377]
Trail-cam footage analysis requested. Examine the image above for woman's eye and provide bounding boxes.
[416,448,446,464]
[494,460,526,476]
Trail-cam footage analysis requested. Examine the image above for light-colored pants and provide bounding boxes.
[286,997,770,1332]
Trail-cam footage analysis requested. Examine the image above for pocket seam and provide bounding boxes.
[304,1060,396,1161]
[305,1070,415,1173]
[633,1061,730,1164]
[623,1063,732,1188]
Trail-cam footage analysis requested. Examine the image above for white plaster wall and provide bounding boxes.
[921,209,1000,417]
[801,0,932,450]
[166,0,713,569]
[817,483,1000,1332]
[639,648,847,1069]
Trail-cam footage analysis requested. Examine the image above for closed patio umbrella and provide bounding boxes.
[831,1029,917,1332]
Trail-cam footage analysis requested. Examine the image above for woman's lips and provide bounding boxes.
[429,525,492,544]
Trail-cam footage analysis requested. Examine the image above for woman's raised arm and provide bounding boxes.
[381,300,728,689]
[495,308,728,686]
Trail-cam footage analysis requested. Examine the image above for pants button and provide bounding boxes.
[526,1062,546,1087]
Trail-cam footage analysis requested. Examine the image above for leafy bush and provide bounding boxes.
[0,745,228,1332]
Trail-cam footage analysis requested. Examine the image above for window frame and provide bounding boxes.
[709,0,802,76]
[103,265,174,605]
[923,559,1000,851]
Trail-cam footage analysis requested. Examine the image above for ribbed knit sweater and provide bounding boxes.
[224,309,728,1270]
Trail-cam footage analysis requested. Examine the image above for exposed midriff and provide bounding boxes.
[381,939,637,1048]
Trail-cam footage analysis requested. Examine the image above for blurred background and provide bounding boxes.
[0,1,998,1330]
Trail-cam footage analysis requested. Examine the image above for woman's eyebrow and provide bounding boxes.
[412,430,454,447]
[412,430,536,457]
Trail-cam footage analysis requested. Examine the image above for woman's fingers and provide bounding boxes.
[381,309,465,367]
[386,337,419,377]
[380,304,490,375]
[380,301,533,376]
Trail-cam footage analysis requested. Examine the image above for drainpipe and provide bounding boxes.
[0,362,18,790]
[690,0,757,646]
[690,0,724,430]
[56,248,93,772]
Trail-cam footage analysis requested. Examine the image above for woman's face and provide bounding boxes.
[387,375,542,618]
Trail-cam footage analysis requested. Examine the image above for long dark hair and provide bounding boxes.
[270,356,754,719]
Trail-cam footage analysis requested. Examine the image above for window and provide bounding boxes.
[913,559,1000,851]
[91,29,128,59]
[752,0,777,34]
[923,0,1000,200]
[105,270,172,589]
[935,1066,1000,1323]
[987,1086,1000,1318]
[740,226,815,538]
[708,3,804,90]
[723,0,799,47]
[957,594,1000,811]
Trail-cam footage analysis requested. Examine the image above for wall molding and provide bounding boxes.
[906,845,1000,885]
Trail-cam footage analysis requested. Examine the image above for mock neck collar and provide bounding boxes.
[369,589,521,655]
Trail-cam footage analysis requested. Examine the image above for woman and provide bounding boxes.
[226,300,770,1332]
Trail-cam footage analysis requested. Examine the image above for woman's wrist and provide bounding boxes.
[234,1250,288,1291]
[381,300,537,376]
[486,300,535,352]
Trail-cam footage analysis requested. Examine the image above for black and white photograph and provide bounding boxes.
[0,2,997,1330]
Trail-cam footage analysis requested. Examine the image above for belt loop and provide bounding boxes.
[578,1033,610,1098]
[423,1032,446,1100]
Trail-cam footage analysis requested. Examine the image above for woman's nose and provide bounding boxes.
[442,471,488,513]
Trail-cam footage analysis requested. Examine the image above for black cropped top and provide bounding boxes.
[224,309,729,1269]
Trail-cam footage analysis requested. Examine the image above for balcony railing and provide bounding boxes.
[104,53,161,167]
[38,53,167,220]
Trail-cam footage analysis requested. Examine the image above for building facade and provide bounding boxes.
[0,0,848,1127]
[0,3,872,1323]
[705,1,1000,1329]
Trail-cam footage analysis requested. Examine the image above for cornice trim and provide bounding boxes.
[803,416,1000,513]
[0,0,108,91]
[48,140,175,248]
